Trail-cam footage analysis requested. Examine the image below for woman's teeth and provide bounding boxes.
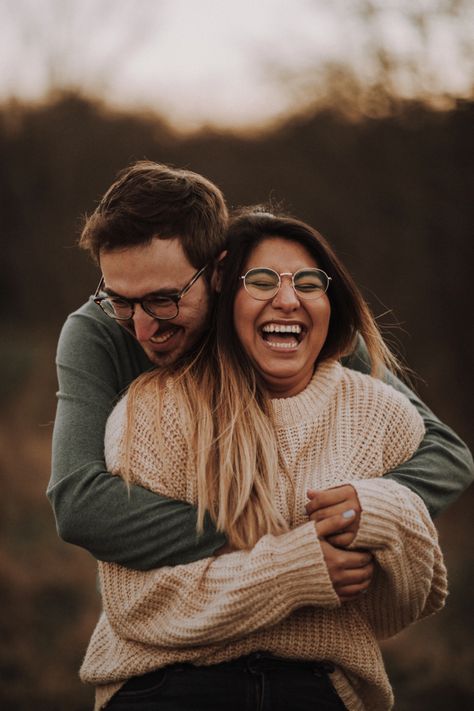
[261,323,303,349]
[268,340,298,349]
[262,323,302,334]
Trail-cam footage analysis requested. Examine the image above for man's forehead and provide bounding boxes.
[99,240,196,298]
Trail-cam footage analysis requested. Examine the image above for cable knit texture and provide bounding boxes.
[80,361,447,710]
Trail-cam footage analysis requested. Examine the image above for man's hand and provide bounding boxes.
[306,485,362,548]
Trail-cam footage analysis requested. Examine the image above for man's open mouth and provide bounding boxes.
[260,322,305,349]
[150,325,179,345]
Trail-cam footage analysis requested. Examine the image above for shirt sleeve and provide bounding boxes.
[343,336,474,517]
[47,303,225,570]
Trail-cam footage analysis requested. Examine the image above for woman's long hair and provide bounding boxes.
[124,207,399,549]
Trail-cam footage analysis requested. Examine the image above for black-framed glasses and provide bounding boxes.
[93,264,208,321]
[240,267,331,301]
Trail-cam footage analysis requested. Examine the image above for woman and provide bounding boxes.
[81,209,447,710]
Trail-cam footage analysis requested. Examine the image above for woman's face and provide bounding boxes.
[233,237,331,398]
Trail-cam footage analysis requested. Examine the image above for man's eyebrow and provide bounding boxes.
[102,286,178,298]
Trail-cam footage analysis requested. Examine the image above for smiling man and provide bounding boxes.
[96,240,211,367]
[48,160,473,571]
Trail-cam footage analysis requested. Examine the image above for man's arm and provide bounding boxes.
[48,300,225,570]
[342,338,473,517]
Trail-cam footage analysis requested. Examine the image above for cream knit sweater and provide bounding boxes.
[80,361,447,711]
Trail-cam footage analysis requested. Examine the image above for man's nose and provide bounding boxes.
[132,305,159,342]
[271,278,300,311]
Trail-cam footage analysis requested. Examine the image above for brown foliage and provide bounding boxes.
[0,94,472,708]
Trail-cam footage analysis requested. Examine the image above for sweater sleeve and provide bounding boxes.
[347,385,447,637]
[349,478,447,639]
[343,336,474,517]
[98,522,340,648]
[48,301,225,570]
[342,384,447,638]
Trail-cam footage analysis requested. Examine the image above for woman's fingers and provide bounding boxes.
[309,501,355,522]
[319,539,374,602]
[314,510,356,538]
[306,486,362,546]
[326,531,357,548]
[338,578,372,602]
[306,485,360,518]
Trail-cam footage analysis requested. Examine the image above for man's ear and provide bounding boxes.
[211,250,227,292]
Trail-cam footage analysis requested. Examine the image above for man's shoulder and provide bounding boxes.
[57,298,145,370]
[56,299,153,391]
[59,298,133,346]
[63,297,115,331]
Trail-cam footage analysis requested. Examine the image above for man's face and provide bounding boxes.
[99,237,212,367]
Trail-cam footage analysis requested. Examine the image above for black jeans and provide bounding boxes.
[105,653,347,710]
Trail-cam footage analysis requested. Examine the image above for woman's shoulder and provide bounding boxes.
[104,372,193,494]
[339,366,422,427]
[104,374,179,451]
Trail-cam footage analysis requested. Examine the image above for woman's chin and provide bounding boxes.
[258,365,314,399]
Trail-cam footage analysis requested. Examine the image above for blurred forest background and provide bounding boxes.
[0,1,473,710]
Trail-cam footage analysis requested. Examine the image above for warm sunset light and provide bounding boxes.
[1,3,473,710]
[1,0,473,131]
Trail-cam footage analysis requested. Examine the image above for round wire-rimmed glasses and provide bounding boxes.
[240,267,331,301]
[93,264,208,321]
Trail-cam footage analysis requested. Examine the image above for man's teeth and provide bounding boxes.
[150,330,175,344]
[262,324,302,334]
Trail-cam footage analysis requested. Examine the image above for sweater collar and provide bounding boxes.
[270,360,343,428]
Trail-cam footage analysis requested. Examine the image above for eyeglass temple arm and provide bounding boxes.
[94,276,105,297]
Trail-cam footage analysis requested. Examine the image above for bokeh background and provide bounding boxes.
[0,1,473,709]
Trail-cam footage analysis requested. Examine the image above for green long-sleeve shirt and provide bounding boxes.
[48,298,473,570]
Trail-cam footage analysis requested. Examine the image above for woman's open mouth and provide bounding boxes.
[260,322,305,350]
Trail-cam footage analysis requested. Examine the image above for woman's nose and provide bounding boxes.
[271,278,300,311]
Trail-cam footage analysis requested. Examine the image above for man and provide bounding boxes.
[48,160,473,571]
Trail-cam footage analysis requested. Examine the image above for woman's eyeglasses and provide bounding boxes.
[240,267,331,301]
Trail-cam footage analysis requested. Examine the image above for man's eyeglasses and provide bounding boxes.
[94,264,208,321]
[240,267,331,301]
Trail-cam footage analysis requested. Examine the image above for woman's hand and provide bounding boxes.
[306,484,362,548]
[318,538,374,602]
[312,505,373,602]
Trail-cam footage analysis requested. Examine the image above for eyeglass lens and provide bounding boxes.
[99,294,178,320]
[243,268,329,300]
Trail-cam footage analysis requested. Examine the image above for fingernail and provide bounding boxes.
[342,509,356,519]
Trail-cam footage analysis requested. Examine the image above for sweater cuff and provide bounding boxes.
[270,521,340,609]
[348,479,405,550]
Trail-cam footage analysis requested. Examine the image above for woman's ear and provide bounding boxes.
[211,250,227,293]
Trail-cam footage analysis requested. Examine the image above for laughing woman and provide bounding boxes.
[81,209,447,711]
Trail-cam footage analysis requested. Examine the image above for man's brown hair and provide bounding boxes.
[80,160,228,268]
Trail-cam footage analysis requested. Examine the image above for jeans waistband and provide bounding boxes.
[215,653,335,674]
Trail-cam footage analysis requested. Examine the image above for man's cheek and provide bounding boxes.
[117,319,136,337]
